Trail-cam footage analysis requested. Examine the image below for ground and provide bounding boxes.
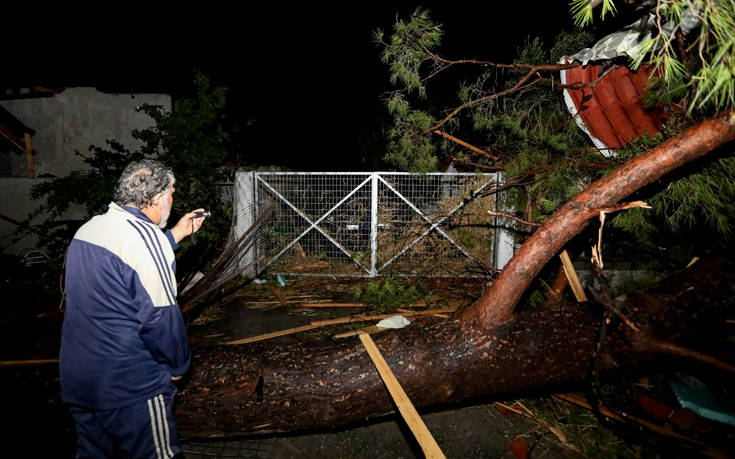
[1,259,732,458]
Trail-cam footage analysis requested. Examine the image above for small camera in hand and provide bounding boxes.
[193,211,211,218]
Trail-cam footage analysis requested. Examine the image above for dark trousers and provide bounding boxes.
[68,387,180,459]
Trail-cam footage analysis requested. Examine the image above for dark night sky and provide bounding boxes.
[3,4,599,171]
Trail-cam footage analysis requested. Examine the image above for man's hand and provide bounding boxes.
[170,208,207,243]
[171,375,182,381]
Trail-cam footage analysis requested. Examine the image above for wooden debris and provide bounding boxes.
[225,324,322,345]
[298,301,428,309]
[332,325,386,339]
[308,308,455,328]
[224,308,455,345]
[559,250,587,302]
[298,302,367,308]
[359,332,446,458]
[0,359,58,368]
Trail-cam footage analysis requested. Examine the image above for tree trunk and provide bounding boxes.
[176,257,733,438]
[457,109,735,327]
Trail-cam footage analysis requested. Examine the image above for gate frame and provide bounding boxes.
[241,171,514,278]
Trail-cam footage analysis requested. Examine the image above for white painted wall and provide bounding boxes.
[1,87,170,177]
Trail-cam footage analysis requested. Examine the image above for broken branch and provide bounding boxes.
[431,130,499,161]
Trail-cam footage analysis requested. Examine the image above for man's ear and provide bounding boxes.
[152,192,163,207]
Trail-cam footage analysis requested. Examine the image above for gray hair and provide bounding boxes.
[114,159,175,208]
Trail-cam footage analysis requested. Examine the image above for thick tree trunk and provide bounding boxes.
[458,109,735,327]
[176,257,732,438]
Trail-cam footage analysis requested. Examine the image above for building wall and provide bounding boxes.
[0,87,170,177]
[0,88,171,254]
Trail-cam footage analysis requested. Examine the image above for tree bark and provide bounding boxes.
[175,257,733,438]
[456,109,735,327]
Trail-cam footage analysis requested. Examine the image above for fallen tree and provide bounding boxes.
[176,256,733,437]
[176,111,735,438]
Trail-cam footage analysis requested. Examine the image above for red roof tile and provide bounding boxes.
[561,60,668,154]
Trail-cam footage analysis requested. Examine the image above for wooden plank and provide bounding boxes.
[298,302,367,308]
[299,302,428,308]
[0,359,58,368]
[559,250,588,302]
[332,325,386,339]
[359,332,446,459]
[225,308,455,345]
[309,308,455,327]
[24,132,35,178]
[225,324,321,345]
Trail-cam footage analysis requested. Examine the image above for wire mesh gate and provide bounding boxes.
[234,171,513,278]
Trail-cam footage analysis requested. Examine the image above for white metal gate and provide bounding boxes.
[234,171,514,278]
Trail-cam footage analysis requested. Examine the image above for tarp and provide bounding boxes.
[566,8,700,64]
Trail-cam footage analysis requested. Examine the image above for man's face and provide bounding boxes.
[158,185,174,229]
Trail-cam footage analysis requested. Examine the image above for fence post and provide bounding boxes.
[253,171,259,275]
[494,172,515,270]
[370,173,378,277]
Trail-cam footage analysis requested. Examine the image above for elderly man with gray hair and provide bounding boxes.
[60,159,206,458]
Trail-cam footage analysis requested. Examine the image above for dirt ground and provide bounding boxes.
[1,264,733,458]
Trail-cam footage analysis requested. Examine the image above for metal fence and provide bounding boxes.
[233,171,514,278]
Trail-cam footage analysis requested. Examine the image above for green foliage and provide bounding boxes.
[612,148,735,241]
[570,0,618,27]
[30,142,143,220]
[376,9,447,172]
[30,71,234,273]
[480,32,595,224]
[133,72,232,261]
[352,275,430,313]
[383,92,440,172]
[374,8,443,99]
[549,29,597,63]
[377,5,598,198]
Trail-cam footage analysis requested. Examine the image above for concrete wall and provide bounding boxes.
[0,88,171,255]
[1,87,171,177]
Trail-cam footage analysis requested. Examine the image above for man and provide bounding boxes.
[60,159,206,458]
